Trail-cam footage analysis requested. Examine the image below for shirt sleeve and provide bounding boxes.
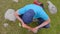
[40,11,49,20]
[17,6,27,15]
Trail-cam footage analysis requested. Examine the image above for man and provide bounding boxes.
[14,4,50,33]
[34,0,44,8]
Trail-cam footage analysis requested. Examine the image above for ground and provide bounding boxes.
[0,0,60,34]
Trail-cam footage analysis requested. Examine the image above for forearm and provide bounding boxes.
[23,24,32,30]
[37,21,49,29]
[14,12,24,24]
[16,16,24,24]
[36,18,50,29]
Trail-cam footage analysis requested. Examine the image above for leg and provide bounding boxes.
[37,18,50,28]
[19,9,35,24]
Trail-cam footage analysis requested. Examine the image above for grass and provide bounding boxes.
[0,0,60,34]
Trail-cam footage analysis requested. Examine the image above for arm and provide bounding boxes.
[36,18,50,29]
[14,11,24,24]
[14,11,33,30]
[31,18,50,33]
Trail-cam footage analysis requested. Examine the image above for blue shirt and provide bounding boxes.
[17,4,49,20]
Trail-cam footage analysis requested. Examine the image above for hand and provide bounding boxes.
[22,23,33,30]
[22,23,27,28]
[31,28,39,33]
